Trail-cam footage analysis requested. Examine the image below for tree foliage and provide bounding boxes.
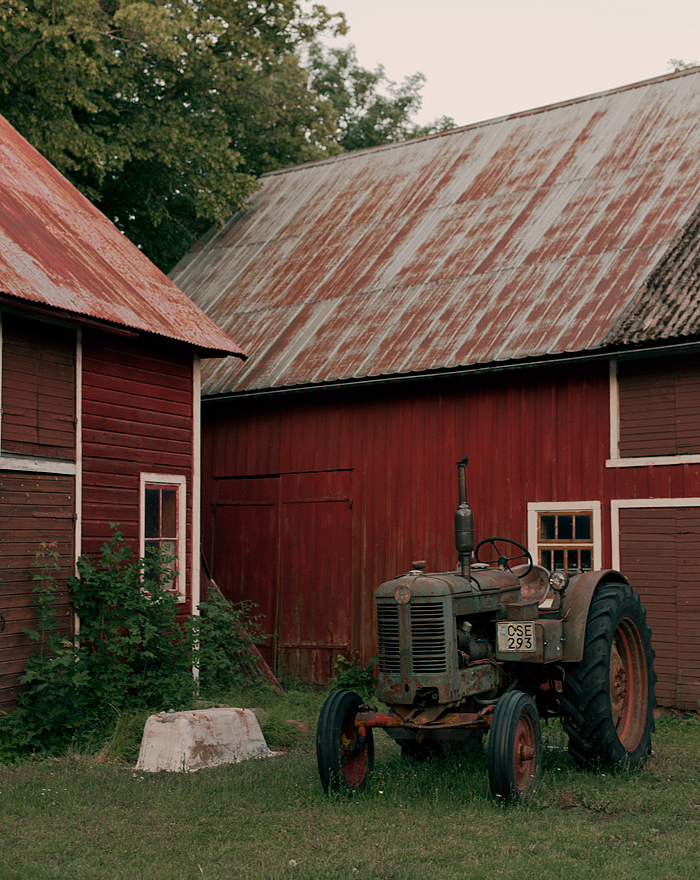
[0,0,345,270]
[306,42,454,152]
[0,2,450,272]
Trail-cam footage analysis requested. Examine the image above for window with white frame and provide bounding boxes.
[608,355,700,467]
[528,501,601,573]
[140,474,186,600]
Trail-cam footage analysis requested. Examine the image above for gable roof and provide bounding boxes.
[0,115,245,358]
[171,67,700,393]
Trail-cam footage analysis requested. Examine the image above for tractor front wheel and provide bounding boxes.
[488,690,542,802]
[561,581,656,769]
[316,690,374,793]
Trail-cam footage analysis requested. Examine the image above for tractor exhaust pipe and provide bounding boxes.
[454,455,474,580]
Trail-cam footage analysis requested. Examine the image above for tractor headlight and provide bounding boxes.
[549,570,569,592]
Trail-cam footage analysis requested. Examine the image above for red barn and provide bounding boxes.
[173,68,700,708]
[0,115,243,712]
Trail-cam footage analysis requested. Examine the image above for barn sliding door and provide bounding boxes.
[618,506,700,709]
[211,470,352,682]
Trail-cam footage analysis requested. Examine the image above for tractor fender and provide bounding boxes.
[559,569,630,663]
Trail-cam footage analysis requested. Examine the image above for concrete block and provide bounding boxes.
[135,708,275,773]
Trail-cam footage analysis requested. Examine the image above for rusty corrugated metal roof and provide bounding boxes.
[0,114,245,358]
[171,68,700,392]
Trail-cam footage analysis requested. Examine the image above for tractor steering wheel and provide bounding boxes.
[473,537,533,578]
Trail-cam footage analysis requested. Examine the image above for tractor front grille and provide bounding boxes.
[377,604,400,673]
[410,602,447,674]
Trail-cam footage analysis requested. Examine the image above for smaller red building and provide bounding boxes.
[0,115,244,711]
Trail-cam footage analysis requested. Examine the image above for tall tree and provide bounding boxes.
[306,42,454,152]
[0,1,346,270]
[0,3,450,271]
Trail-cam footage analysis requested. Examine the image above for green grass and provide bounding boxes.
[1,689,700,880]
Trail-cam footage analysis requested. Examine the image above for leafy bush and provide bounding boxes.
[189,590,266,696]
[2,531,192,754]
[331,651,377,697]
[70,529,192,712]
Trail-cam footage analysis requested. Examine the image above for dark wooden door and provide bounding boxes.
[619,506,700,709]
[211,470,353,681]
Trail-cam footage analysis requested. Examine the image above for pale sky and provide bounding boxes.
[305,0,700,126]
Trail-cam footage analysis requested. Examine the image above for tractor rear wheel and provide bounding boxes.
[561,581,656,769]
[316,690,374,793]
[488,690,542,802]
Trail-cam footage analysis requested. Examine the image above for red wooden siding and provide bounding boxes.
[618,355,700,457]
[0,472,74,710]
[1,314,76,460]
[203,361,700,692]
[209,470,352,681]
[619,507,700,710]
[81,332,194,610]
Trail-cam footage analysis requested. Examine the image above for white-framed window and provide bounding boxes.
[607,356,700,468]
[139,473,186,602]
[528,501,602,572]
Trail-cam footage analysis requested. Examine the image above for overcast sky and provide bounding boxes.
[305,1,700,126]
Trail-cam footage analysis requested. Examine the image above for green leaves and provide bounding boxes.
[0,1,345,270]
[306,42,455,153]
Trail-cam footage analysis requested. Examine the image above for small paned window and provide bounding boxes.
[144,484,179,589]
[140,474,186,600]
[538,512,593,573]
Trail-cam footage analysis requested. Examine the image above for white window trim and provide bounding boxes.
[527,500,602,570]
[606,357,700,468]
[611,497,700,569]
[191,354,201,620]
[139,473,187,602]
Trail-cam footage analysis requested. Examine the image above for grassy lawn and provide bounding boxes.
[1,688,699,880]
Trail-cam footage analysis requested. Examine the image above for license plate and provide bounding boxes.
[497,622,536,653]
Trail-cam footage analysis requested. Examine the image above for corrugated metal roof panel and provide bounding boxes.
[171,68,700,391]
[0,115,245,358]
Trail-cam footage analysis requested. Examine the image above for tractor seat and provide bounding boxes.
[511,564,552,606]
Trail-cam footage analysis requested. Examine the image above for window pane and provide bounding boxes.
[162,489,177,538]
[575,515,591,541]
[553,549,565,569]
[540,516,556,540]
[541,549,552,570]
[580,549,592,571]
[558,515,573,540]
[567,549,579,571]
[145,489,160,539]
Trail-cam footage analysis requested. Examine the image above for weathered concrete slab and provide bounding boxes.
[135,708,275,773]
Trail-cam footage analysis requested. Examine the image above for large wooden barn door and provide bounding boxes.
[277,471,352,683]
[211,470,352,682]
[211,477,279,666]
[619,506,700,709]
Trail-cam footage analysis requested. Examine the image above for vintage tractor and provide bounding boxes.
[316,457,656,802]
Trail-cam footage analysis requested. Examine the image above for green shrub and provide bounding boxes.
[2,530,193,755]
[331,651,377,697]
[189,590,265,696]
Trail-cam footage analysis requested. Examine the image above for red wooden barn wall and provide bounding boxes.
[0,315,77,709]
[81,331,195,615]
[203,361,700,700]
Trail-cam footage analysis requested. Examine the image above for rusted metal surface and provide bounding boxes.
[171,68,700,395]
[0,114,244,358]
[559,570,630,662]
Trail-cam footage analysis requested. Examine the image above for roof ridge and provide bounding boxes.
[260,66,700,179]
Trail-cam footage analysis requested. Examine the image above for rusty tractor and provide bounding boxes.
[316,457,656,802]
